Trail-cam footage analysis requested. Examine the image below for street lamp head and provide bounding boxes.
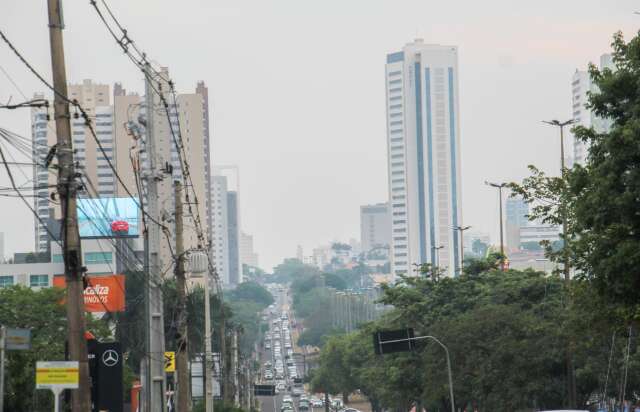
[485,181,506,188]
[543,119,576,127]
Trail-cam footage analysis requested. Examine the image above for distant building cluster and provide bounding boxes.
[1,74,260,291]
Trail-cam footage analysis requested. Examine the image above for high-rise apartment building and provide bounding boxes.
[360,203,391,253]
[571,54,614,165]
[239,232,259,269]
[385,40,463,277]
[31,75,213,275]
[31,80,116,252]
[210,175,242,286]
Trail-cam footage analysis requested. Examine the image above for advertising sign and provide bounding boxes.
[36,361,79,389]
[88,340,123,412]
[53,274,125,312]
[77,197,140,238]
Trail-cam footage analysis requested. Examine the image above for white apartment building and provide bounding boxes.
[385,40,463,277]
[239,231,259,269]
[31,80,116,252]
[211,175,242,286]
[571,54,614,165]
[31,76,213,275]
[360,203,391,253]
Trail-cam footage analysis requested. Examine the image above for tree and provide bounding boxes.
[228,281,274,307]
[471,239,489,256]
[270,258,320,284]
[512,31,640,307]
[314,264,639,411]
[0,285,109,411]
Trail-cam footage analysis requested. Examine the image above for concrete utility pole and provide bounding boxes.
[46,2,90,410]
[174,181,189,412]
[204,268,215,412]
[142,63,167,412]
[0,325,5,412]
[233,330,240,406]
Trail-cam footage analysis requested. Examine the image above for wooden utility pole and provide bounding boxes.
[46,1,90,410]
[174,181,189,411]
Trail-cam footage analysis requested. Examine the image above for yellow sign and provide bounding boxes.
[164,351,175,372]
[36,361,79,389]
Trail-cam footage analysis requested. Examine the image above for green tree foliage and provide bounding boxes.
[512,31,640,307]
[471,239,489,256]
[313,257,638,411]
[228,281,274,307]
[270,258,320,284]
[0,285,109,411]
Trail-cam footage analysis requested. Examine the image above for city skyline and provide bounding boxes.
[1,1,638,271]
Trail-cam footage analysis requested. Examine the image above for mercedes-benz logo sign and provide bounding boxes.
[102,349,119,367]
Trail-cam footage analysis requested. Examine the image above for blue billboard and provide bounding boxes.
[77,197,140,238]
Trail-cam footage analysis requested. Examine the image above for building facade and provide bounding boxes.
[385,40,463,277]
[239,232,259,269]
[210,175,242,286]
[31,75,213,276]
[505,197,529,252]
[571,54,614,166]
[360,203,391,253]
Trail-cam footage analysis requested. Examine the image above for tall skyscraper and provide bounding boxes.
[360,203,391,253]
[385,39,463,277]
[571,54,614,166]
[210,174,242,286]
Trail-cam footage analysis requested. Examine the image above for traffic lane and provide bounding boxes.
[258,393,283,412]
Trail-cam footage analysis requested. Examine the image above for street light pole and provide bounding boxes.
[542,119,575,283]
[485,181,507,267]
[452,225,471,275]
[543,119,577,408]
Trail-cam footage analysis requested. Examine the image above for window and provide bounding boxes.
[52,254,64,263]
[85,251,113,264]
[0,276,13,288]
[30,274,48,287]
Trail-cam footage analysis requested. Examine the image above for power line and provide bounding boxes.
[0,28,179,267]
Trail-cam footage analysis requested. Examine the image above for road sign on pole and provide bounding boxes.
[372,328,415,355]
[164,352,176,372]
[5,328,31,350]
[36,361,80,412]
[253,384,276,396]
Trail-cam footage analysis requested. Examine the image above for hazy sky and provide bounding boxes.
[1,1,638,270]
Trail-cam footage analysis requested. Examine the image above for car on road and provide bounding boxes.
[310,397,323,407]
[264,372,273,380]
[299,400,310,411]
[276,382,286,392]
[330,399,343,411]
[292,387,303,397]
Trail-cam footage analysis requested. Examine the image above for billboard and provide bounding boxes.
[77,197,140,238]
[53,274,126,312]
